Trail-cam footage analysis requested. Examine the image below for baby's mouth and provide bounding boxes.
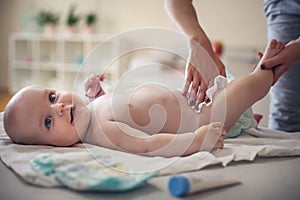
[70,105,75,123]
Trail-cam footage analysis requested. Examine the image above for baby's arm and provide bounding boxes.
[99,121,224,157]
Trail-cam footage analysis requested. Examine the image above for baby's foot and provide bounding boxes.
[259,39,284,69]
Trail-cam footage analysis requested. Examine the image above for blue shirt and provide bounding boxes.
[264,0,300,27]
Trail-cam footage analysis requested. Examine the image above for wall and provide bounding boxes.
[0,0,269,126]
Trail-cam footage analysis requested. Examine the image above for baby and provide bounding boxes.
[3,40,284,157]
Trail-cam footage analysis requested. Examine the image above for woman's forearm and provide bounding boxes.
[164,0,225,76]
[164,0,211,47]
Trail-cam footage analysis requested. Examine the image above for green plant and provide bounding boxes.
[66,4,80,26]
[85,13,97,26]
[37,10,59,26]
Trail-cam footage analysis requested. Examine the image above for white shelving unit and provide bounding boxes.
[9,33,120,93]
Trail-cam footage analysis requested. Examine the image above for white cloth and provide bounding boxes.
[1,112,300,188]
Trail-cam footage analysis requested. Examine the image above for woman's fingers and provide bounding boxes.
[272,64,288,84]
[188,74,201,106]
[196,80,207,105]
[182,64,194,96]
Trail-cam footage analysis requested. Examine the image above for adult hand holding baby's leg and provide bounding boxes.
[261,38,300,84]
[195,122,226,152]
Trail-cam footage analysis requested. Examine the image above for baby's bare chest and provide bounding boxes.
[94,86,200,133]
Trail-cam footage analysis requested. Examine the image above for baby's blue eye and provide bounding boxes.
[49,93,56,103]
[44,117,52,129]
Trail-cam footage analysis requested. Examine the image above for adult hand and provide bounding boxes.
[261,38,300,84]
[183,63,208,106]
[164,0,226,105]
[183,39,226,106]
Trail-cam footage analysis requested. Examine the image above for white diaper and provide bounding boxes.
[193,75,228,113]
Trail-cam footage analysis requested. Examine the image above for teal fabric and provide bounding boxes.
[225,70,257,138]
[226,107,257,138]
[31,152,156,192]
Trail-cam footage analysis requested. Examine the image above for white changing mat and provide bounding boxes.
[1,112,300,188]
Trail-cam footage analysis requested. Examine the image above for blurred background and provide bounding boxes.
[0,0,269,126]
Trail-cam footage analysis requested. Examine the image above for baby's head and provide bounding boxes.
[3,86,91,146]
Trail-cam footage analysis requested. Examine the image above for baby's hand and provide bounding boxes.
[84,74,105,100]
[196,122,226,151]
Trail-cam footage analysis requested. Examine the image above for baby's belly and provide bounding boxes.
[114,88,211,134]
[170,90,212,133]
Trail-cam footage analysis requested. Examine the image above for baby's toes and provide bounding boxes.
[276,41,284,50]
[270,39,277,49]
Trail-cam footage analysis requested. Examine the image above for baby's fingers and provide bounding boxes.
[217,135,224,143]
[208,122,227,136]
[84,74,100,91]
[213,140,224,150]
[209,122,224,130]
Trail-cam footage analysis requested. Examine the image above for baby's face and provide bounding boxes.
[9,86,91,146]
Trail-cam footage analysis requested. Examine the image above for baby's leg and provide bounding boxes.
[201,40,284,132]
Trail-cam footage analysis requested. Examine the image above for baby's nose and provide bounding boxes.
[52,103,64,116]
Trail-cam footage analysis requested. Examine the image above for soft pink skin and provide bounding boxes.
[84,74,105,101]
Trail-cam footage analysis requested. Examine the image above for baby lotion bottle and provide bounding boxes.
[168,174,240,197]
